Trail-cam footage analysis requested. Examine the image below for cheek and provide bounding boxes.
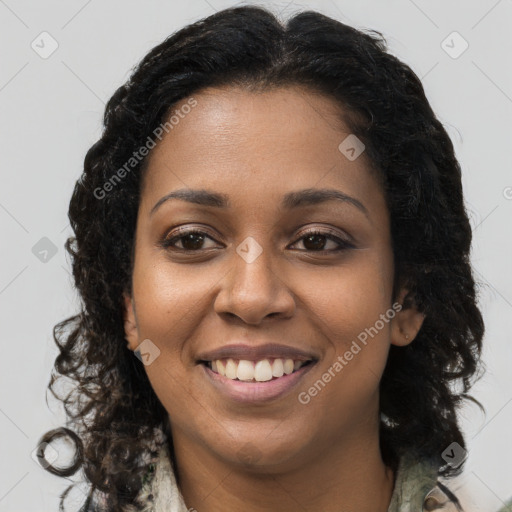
[131,259,213,431]
[299,253,394,405]
[130,258,213,408]
[304,251,393,345]
[132,258,211,337]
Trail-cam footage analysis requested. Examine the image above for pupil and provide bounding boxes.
[304,234,325,251]
[183,233,204,250]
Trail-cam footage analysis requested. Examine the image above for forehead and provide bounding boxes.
[140,85,382,215]
[149,84,351,159]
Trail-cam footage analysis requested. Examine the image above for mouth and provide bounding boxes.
[196,343,318,402]
[200,357,315,383]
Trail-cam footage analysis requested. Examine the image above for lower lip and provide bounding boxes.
[201,363,316,403]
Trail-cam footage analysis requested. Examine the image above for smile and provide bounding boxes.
[196,343,319,402]
[204,357,313,382]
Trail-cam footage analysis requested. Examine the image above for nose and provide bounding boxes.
[214,240,296,325]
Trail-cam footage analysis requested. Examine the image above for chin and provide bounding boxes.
[203,427,314,474]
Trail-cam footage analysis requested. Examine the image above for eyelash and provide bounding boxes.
[159,227,355,253]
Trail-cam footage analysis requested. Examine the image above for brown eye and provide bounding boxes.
[301,233,332,251]
[161,229,219,251]
[291,229,354,252]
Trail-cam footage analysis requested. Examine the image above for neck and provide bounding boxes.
[170,422,395,512]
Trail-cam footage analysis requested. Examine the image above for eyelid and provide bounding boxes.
[289,227,355,251]
[160,225,222,248]
[293,226,353,243]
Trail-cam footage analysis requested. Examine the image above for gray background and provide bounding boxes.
[0,0,511,510]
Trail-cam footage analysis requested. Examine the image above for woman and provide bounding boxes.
[37,5,489,511]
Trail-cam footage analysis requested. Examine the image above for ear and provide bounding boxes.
[390,288,425,347]
[123,293,139,351]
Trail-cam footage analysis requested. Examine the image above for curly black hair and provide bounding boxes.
[37,5,485,511]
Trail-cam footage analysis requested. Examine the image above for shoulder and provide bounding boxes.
[387,454,463,512]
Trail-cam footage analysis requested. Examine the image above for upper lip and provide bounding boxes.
[196,343,319,363]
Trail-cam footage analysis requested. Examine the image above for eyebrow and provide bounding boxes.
[150,187,369,218]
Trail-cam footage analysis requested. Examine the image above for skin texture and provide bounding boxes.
[123,85,425,512]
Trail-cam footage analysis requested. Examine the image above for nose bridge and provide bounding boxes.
[233,235,276,294]
[215,234,295,323]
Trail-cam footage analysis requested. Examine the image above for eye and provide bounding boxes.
[289,228,355,252]
[160,228,221,251]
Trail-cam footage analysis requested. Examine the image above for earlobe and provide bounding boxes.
[390,288,425,347]
[123,293,139,351]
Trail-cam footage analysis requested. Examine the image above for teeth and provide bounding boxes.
[225,358,237,379]
[236,360,255,381]
[217,360,226,376]
[283,359,294,375]
[254,360,273,382]
[271,359,284,377]
[208,357,309,382]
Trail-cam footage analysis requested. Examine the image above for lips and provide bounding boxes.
[196,342,318,364]
[196,343,318,398]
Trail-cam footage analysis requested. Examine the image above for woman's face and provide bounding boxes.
[124,85,423,471]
